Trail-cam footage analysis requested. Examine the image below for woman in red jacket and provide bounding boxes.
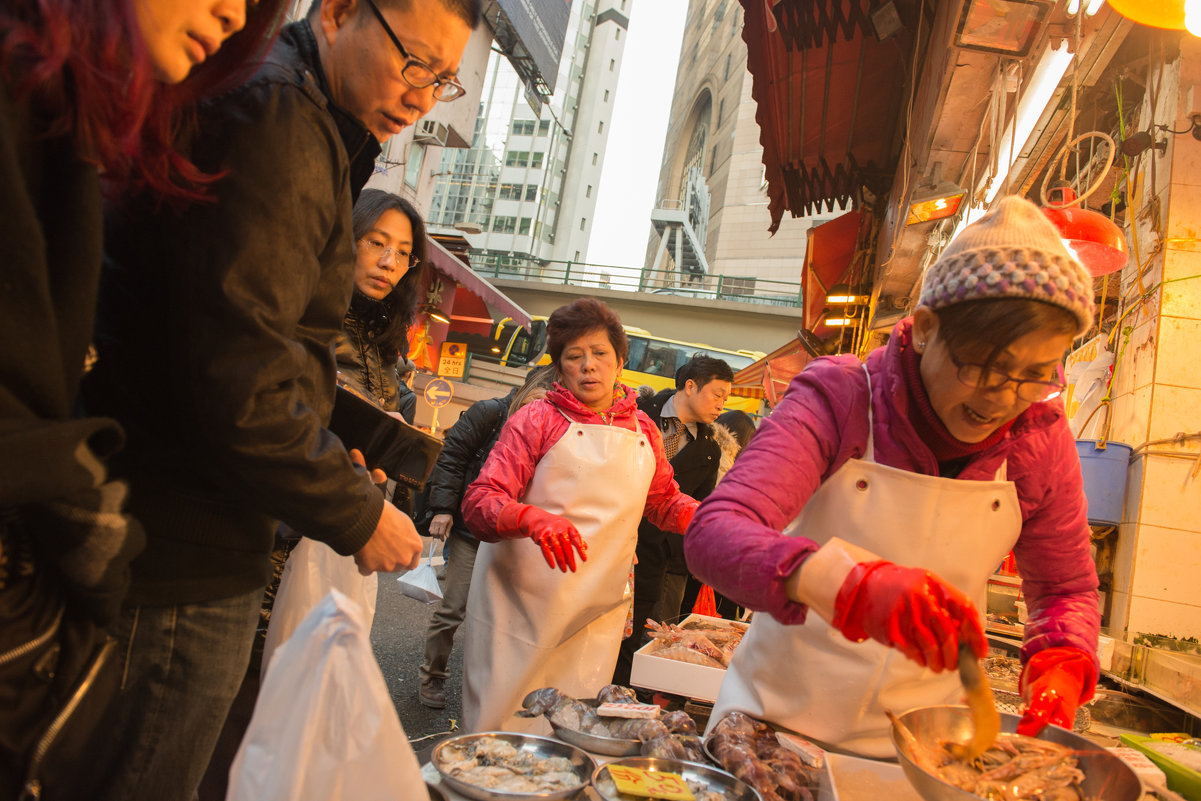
[461,298,697,733]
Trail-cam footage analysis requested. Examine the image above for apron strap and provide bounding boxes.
[860,365,876,463]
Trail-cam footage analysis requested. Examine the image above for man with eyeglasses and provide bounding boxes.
[83,2,478,799]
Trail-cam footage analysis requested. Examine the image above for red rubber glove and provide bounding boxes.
[676,501,698,535]
[831,560,986,672]
[1016,646,1097,736]
[496,503,588,573]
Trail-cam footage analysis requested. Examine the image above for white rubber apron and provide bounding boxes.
[462,413,655,734]
[709,370,1021,757]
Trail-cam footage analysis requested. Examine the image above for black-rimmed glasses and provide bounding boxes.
[362,0,466,102]
[946,350,1066,403]
[358,237,419,267]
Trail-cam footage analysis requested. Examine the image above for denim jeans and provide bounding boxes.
[94,588,264,801]
[419,532,479,684]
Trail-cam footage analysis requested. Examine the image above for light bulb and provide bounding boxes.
[1187,0,1201,36]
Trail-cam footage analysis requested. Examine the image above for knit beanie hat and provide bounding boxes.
[917,196,1095,334]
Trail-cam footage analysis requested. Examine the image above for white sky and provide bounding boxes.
[586,1,688,274]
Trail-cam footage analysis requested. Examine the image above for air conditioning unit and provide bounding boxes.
[414,119,449,146]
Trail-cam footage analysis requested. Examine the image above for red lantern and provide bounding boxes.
[1041,186,1129,277]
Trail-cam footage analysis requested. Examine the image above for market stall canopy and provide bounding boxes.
[423,236,532,332]
[731,335,816,406]
[738,0,920,232]
[803,210,861,332]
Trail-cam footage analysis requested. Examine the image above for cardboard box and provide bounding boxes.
[629,614,746,702]
[817,753,923,801]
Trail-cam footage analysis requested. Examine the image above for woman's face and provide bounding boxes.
[913,307,1073,444]
[557,328,623,413]
[354,208,414,300]
[134,0,248,83]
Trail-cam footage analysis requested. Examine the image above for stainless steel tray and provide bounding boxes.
[431,731,596,801]
[889,705,1141,801]
[592,757,762,801]
[548,699,642,757]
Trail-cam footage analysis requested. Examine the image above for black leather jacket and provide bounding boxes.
[335,292,402,413]
[83,21,384,606]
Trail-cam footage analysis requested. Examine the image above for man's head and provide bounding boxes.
[310,0,478,142]
[673,355,734,425]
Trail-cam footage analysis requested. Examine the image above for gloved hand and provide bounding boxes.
[1016,646,1097,736]
[496,503,588,573]
[676,501,699,535]
[831,560,986,672]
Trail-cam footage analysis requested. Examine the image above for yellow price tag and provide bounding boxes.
[607,765,695,800]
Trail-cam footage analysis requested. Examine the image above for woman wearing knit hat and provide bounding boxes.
[685,196,1100,757]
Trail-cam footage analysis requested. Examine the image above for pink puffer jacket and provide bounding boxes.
[684,318,1100,666]
[463,383,696,542]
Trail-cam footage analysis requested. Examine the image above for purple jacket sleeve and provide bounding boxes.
[684,359,867,624]
[1010,417,1101,667]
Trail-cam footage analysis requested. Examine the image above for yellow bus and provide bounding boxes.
[472,319,764,414]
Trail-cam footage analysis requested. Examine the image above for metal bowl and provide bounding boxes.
[592,757,762,801]
[431,731,596,801]
[889,705,1141,801]
[547,698,642,757]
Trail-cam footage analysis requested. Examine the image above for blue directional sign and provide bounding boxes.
[424,378,454,408]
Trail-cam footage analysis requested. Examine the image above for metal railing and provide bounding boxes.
[470,252,804,309]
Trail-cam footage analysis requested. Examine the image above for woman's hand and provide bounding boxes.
[496,502,589,573]
[428,513,454,541]
[831,560,985,672]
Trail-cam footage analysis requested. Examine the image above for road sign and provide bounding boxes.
[438,341,467,379]
[423,378,454,408]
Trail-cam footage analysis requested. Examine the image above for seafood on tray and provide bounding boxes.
[517,686,705,761]
[707,711,821,801]
[434,736,582,794]
[890,712,1086,801]
[643,618,748,667]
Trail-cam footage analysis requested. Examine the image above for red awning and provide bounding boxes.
[739,0,917,232]
[423,237,532,331]
[803,210,861,332]
[731,336,814,406]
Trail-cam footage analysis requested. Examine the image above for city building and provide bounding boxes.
[427,0,631,272]
[642,0,836,300]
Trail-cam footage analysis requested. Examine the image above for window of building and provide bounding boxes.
[598,121,604,134]
[711,144,718,171]
[609,59,615,71]
[518,217,532,235]
[498,182,522,200]
[491,216,516,233]
[592,152,598,166]
[621,0,626,8]
[717,99,724,127]
[525,184,538,201]
[512,119,535,135]
[615,27,621,40]
[603,89,610,102]
[404,142,424,188]
[505,151,528,167]
[531,152,544,169]
[575,250,581,260]
[586,185,592,198]
[724,53,732,80]
[538,119,550,135]
[580,217,586,231]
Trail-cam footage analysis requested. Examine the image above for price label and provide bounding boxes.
[607,765,694,800]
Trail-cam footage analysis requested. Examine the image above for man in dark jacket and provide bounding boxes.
[613,355,733,686]
[81,2,477,798]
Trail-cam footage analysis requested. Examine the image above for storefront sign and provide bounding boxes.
[438,341,467,378]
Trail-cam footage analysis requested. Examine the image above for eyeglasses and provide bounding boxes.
[362,0,466,102]
[946,350,1067,403]
[358,237,418,267]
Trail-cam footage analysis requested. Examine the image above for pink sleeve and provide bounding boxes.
[683,360,869,623]
[638,412,698,532]
[1011,417,1101,668]
[461,401,564,542]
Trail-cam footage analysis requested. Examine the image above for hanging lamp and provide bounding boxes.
[1041,185,1128,276]
[1107,0,1201,37]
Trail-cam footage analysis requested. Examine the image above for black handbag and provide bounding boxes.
[328,386,442,489]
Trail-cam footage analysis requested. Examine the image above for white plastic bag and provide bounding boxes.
[261,537,378,679]
[228,590,428,801]
[398,540,443,604]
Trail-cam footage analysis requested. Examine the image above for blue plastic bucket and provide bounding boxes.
[1076,440,1132,526]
